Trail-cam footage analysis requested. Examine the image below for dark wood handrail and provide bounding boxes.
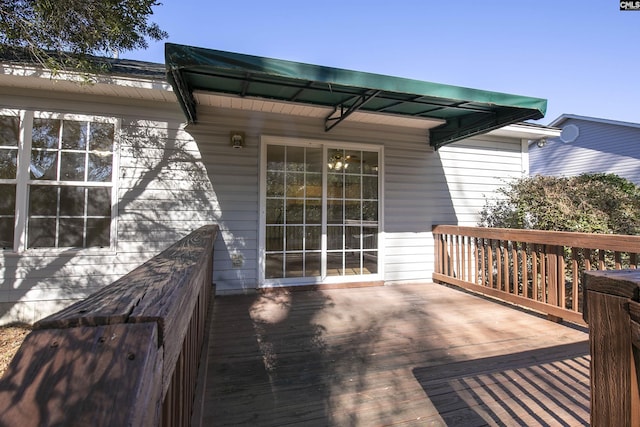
[433,225,640,325]
[585,270,640,426]
[0,225,219,427]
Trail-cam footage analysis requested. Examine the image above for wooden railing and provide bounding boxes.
[0,225,218,427]
[584,270,640,426]
[433,225,640,325]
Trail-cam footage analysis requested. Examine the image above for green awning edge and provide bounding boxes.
[165,43,547,148]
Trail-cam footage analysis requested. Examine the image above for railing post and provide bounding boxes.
[585,270,640,427]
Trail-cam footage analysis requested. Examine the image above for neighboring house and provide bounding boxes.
[0,43,560,324]
[530,114,640,185]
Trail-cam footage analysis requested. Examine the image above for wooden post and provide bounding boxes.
[585,270,640,427]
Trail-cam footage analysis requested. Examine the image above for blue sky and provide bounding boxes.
[128,1,640,125]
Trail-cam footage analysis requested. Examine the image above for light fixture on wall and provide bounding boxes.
[536,138,547,148]
[230,131,245,149]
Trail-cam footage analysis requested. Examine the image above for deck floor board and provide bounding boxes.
[200,283,590,426]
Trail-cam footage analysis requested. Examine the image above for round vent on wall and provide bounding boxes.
[560,124,579,143]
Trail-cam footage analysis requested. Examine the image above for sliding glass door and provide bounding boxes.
[262,140,381,284]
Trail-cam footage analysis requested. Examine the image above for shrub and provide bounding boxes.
[479,173,640,235]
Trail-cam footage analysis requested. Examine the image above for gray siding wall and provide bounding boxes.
[530,118,640,185]
[0,89,217,324]
[0,88,527,323]
[190,107,526,290]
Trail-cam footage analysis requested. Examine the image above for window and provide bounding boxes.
[0,115,19,248]
[0,110,118,251]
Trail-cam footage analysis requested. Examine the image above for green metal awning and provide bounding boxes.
[165,43,547,149]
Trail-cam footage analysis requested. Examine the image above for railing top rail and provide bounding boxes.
[433,225,640,253]
[0,224,219,427]
[585,270,640,300]
[35,225,219,344]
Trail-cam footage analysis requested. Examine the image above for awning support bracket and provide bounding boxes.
[169,68,198,124]
[325,90,381,132]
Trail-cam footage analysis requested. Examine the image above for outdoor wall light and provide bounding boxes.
[230,131,245,149]
[536,138,547,148]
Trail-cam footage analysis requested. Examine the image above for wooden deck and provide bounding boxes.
[197,283,590,426]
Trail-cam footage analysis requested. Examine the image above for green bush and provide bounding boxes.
[479,173,640,235]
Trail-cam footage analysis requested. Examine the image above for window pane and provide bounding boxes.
[306,148,323,173]
[0,116,19,147]
[0,185,15,248]
[362,227,378,250]
[285,253,304,278]
[30,151,58,180]
[28,218,56,248]
[286,146,305,172]
[265,226,283,251]
[0,150,17,178]
[344,150,362,174]
[87,188,111,216]
[32,118,60,149]
[327,149,344,171]
[363,201,378,222]
[345,201,361,222]
[89,122,114,151]
[362,151,379,175]
[347,226,361,249]
[60,187,85,216]
[286,172,304,198]
[0,185,16,215]
[286,226,303,251]
[305,199,321,224]
[327,200,343,224]
[29,185,57,216]
[286,199,303,224]
[362,176,378,200]
[345,175,361,199]
[345,253,361,275]
[266,198,284,224]
[326,252,343,276]
[62,120,87,150]
[306,226,321,250]
[305,253,321,276]
[306,173,322,197]
[88,153,112,182]
[266,253,284,278]
[266,145,285,171]
[59,218,84,247]
[86,218,110,247]
[0,217,13,249]
[364,252,378,274]
[327,226,343,250]
[266,172,284,197]
[327,174,343,198]
[60,152,85,181]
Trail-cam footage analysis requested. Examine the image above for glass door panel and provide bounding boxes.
[265,144,379,281]
[326,148,379,277]
[265,146,323,279]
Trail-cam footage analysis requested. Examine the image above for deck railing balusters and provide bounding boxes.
[433,225,640,325]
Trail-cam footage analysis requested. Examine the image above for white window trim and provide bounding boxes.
[1,108,120,254]
[258,135,385,288]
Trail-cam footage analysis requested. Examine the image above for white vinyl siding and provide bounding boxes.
[193,107,527,290]
[0,81,530,323]
[0,92,217,324]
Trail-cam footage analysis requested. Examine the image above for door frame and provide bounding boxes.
[258,135,384,288]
